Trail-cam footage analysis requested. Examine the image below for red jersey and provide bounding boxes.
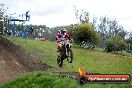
[56,32,70,39]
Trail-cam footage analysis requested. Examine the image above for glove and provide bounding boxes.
[68,37,71,40]
[56,36,58,40]
[56,37,58,40]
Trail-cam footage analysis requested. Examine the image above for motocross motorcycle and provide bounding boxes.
[57,38,73,67]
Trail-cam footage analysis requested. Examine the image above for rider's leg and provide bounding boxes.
[56,40,61,52]
[57,43,61,56]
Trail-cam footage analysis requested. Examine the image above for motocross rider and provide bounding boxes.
[56,28,70,55]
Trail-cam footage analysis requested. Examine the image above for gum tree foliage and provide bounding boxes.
[97,17,127,47]
[31,25,51,39]
[0,4,8,34]
[70,7,99,49]
[126,32,132,52]
[74,6,89,23]
[0,4,7,20]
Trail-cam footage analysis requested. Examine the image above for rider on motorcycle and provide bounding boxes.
[56,28,70,55]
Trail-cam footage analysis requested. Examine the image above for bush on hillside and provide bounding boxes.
[105,36,127,52]
[68,23,99,49]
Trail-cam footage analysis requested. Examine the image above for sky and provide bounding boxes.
[1,0,132,32]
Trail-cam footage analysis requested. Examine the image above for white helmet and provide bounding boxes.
[61,28,66,34]
[61,28,66,32]
[61,28,66,35]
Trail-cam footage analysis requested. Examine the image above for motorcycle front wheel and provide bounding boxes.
[57,56,63,67]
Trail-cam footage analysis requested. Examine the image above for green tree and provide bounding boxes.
[97,16,127,47]
[126,32,132,52]
[68,23,99,49]
[0,4,8,34]
[105,36,127,52]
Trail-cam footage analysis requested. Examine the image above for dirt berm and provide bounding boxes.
[0,36,52,83]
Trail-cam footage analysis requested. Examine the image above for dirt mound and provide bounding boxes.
[0,36,52,83]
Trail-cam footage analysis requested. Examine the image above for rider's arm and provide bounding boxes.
[56,32,61,40]
[66,33,71,40]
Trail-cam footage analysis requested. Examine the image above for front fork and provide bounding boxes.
[66,44,70,56]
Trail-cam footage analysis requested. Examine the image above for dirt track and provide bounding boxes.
[0,36,52,83]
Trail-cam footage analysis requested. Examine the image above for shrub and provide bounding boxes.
[68,23,99,49]
[105,36,127,52]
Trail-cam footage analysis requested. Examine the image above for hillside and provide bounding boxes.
[6,36,132,74]
[0,36,131,88]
